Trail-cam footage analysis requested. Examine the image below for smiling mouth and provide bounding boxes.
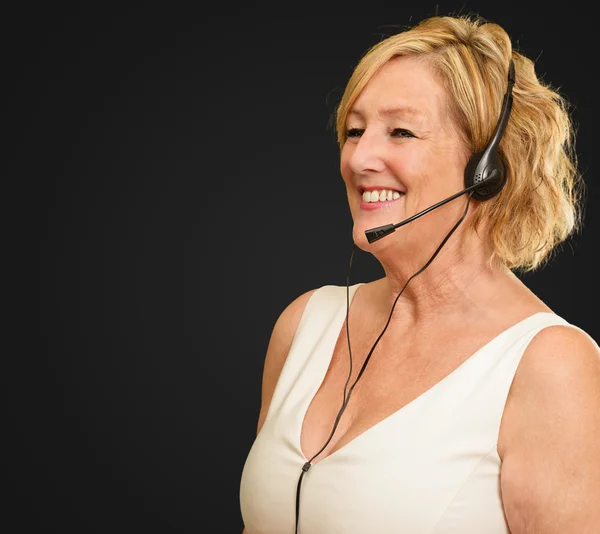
[360,188,405,204]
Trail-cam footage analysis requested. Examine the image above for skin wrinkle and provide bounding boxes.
[242,18,598,534]
[341,56,490,321]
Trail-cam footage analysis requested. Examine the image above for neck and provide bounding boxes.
[370,230,509,324]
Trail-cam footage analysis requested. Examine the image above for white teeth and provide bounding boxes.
[361,189,403,203]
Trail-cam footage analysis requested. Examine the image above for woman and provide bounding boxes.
[239,14,600,534]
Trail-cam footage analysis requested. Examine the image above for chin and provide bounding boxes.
[349,198,407,251]
[352,225,369,251]
[352,223,390,253]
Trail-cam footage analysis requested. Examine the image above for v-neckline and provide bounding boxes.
[298,283,551,466]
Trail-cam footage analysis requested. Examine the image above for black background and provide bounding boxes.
[13,2,597,533]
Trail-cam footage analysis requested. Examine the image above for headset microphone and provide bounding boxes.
[365,59,515,244]
[365,178,498,243]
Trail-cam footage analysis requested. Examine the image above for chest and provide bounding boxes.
[242,317,514,534]
[300,321,497,464]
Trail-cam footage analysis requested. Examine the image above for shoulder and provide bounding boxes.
[500,320,600,532]
[502,320,600,446]
[254,286,321,435]
[512,321,600,400]
[270,287,321,343]
[255,283,363,434]
[266,283,354,363]
[504,321,600,443]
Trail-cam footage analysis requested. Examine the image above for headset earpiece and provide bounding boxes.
[464,59,515,201]
[464,149,507,201]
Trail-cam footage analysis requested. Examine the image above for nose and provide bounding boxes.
[346,129,387,175]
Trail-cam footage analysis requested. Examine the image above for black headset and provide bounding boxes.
[294,59,516,534]
[364,59,515,244]
[464,59,515,200]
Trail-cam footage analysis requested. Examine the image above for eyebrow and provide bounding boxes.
[348,106,424,120]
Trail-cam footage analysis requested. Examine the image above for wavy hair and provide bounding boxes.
[335,15,583,272]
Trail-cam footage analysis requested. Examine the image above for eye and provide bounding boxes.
[345,128,364,138]
[390,128,415,138]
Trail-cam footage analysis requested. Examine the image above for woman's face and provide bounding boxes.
[340,55,471,257]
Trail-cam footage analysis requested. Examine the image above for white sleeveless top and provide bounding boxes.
[239,283,572,533]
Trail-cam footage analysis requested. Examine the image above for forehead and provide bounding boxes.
[348,56,447,125]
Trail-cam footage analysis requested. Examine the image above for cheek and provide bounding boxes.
[339,145,353,181]
[394,144,461,191]
[384,148,421,184]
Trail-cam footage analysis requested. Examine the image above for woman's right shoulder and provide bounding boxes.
[255,287,319,434]
[263,287,320,380]
[272,288,319,340]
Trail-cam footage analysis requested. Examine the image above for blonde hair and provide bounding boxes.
[335,15,583,272]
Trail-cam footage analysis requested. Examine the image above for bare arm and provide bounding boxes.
[500,325,600,533]
[242,288,317,534]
